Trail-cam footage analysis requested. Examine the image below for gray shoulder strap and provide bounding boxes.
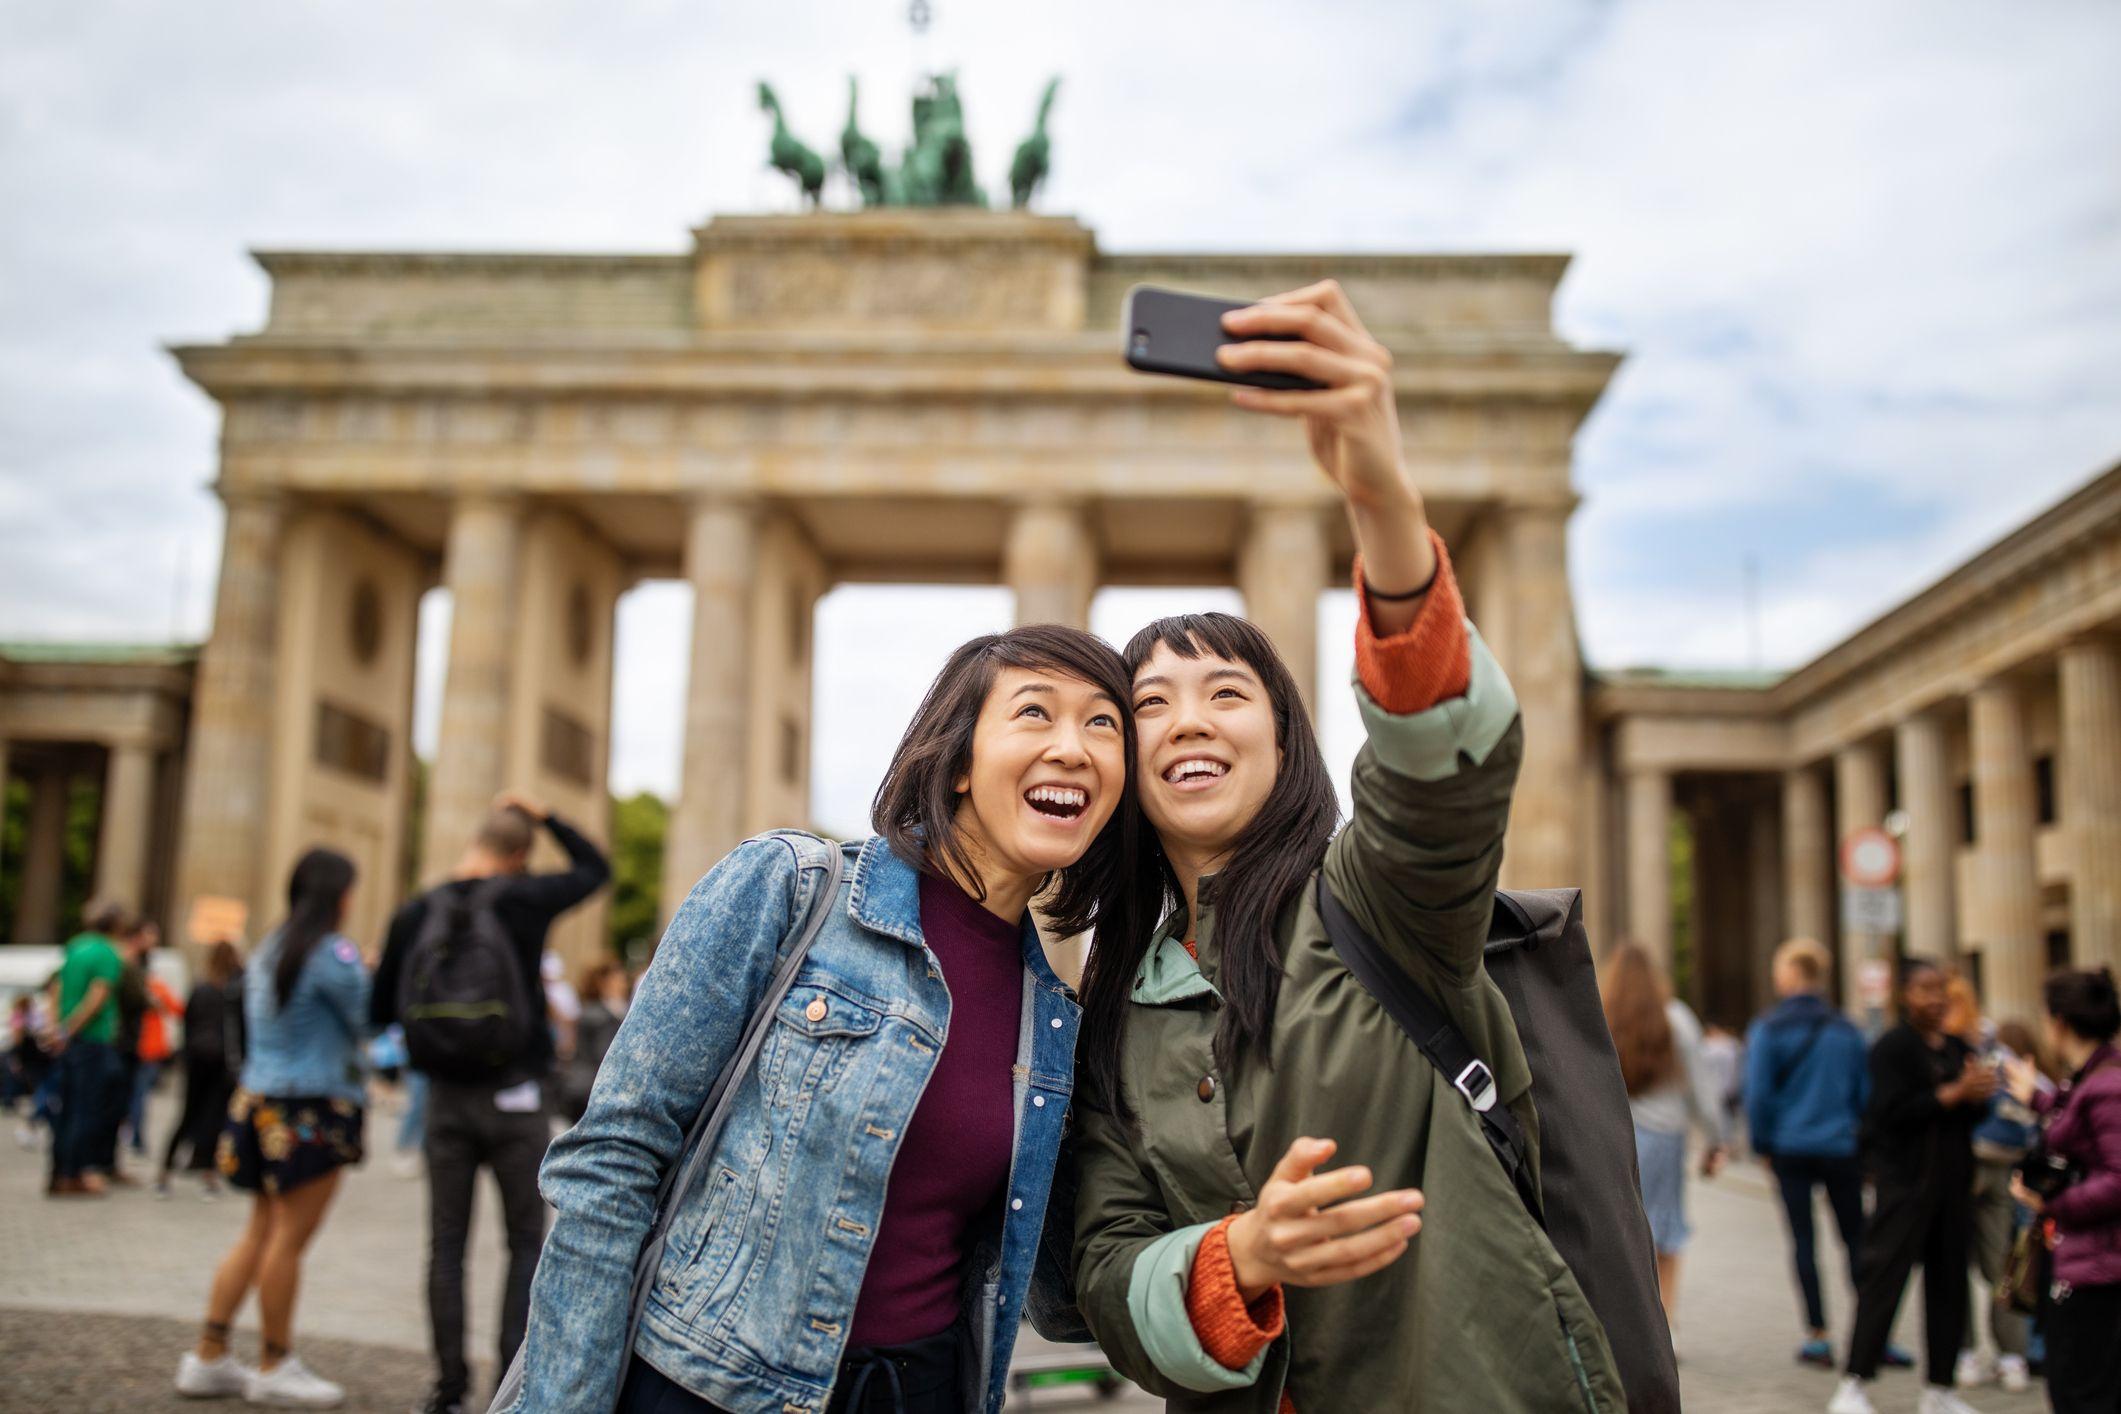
[485,840,846,1414]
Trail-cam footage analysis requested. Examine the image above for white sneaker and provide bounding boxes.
[1827,1377,1877,1414]
[1918,1388,1984,1414]
[1997,1354,2030,1392]
[244,1356,344,1408]
[1954,1349,1993,1387]
[176,1352,251,1398]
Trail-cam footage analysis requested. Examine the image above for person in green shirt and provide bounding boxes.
[48,902,130,1196]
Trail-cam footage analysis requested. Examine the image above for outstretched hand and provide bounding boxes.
[1225,1136,1423,1302]
[1220,281,1435,620]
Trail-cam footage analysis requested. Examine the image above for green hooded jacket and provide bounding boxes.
[1070,626,1625,1412]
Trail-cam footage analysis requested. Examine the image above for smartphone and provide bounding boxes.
[1121,284,1326,391]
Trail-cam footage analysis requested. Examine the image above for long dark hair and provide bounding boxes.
[1078,613,1341,1120]
[1598,943,1677,1096]
[871,624,1137,937]
[273,848,358,1009]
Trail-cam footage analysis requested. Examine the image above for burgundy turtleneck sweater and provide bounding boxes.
[847,871,1026,1348]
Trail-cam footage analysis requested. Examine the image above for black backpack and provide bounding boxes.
[1320,882,1681,1414]
[399,880,536,1082]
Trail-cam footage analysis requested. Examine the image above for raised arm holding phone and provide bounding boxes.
[1066,281,1626,1413]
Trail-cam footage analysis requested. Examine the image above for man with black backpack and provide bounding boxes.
[372,792,610,1414]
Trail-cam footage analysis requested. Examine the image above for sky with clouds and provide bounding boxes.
[4,0,2118,836]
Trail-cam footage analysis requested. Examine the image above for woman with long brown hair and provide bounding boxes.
[1598,943,1726,1337]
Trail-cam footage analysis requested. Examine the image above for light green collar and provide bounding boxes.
[1129,915,1221,1007]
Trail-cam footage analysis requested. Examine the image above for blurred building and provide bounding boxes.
[1590,462,2121,1026]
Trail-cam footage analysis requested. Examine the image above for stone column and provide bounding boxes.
[1970,678,2043,1022]
[94,743,158,911]
[1833,740,1889,1015]
[1625,768,1673,969]
[17,770,70,944]
[1895,708,1957,962]
[1004,501,1097,631]
[2060,638,2121,974]
[1748,794,1786,1013]
[174,492,285,930]
[663,497,760,919]
[1782,764,1833,948]
[1499,501,1583,891]
[1238,503,1331,713]
[422,495,525,884]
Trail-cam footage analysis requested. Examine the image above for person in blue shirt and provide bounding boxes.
[1745,938,1872,1368]
[175,847,370,1409]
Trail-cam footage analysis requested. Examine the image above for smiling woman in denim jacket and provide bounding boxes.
[509,625,1136,1414]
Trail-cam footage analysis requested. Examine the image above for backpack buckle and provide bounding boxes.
[1453,1060,1496,1112]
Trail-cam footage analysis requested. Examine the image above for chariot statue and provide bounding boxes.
[758,71,1060,210]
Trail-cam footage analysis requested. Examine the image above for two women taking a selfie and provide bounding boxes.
[509,281,1622,1413]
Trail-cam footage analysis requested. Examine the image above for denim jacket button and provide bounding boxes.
[1050,1017,1063,1029]
[1011,1198,1024,1210]
[1032,1095,1046,1108]
[805,998,828,1023]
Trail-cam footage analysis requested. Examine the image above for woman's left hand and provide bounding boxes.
[2009,1174,2045,1214]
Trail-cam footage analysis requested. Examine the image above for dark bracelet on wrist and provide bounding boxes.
[1363,562,1440,602]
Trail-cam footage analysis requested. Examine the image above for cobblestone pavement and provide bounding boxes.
[1,1088,2057,1412]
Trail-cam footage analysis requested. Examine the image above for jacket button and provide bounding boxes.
[1050,1017,1063,1029]
[805,998,828,1023]
[1011,1198,1024,1210]
[1032,1095,1046,1108]
[1197,1075,1217,1103]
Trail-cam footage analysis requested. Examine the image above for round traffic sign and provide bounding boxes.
[1840,827,1901,888]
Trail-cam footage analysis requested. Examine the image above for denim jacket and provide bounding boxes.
[239,930,371,1104]
[513,832,1081,1414]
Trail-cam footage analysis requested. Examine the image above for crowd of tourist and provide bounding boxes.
[1605,933,2118,1414]
[6,793,616,1411]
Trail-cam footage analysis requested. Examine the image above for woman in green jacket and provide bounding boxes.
[1067,280,1625,1412]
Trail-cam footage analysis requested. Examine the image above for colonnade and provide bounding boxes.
[1620,638,2121,1019]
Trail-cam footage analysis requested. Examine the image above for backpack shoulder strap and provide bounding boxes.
[1770,1013,1834,1091]
[1316,875,1543,1225]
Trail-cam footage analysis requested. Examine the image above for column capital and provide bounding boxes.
[213,482,287,514]
[450,488,528,516]
[1501,489,1582,518]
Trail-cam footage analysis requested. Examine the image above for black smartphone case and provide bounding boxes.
[1121,285,1326,391]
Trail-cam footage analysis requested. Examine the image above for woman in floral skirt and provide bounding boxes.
[175,848,370,1409]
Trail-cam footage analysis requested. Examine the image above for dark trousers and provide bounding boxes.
[2045,1280,2121,1413]
[425,1079,551,1400]
[1770,1153,1867,1332]
[616,1325,964,1414]
[162,1055,234,1174]
[49,1041,122,1182]
[1844,1170,1970,1384]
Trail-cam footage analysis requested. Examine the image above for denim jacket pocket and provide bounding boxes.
[656,1161,746,1320]
[762,979,887,1107]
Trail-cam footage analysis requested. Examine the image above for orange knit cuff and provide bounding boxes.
[1352,528,1470,715]
[1186,1214,1286,1370]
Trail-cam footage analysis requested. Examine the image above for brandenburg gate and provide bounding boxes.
[167,212,1618,961]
